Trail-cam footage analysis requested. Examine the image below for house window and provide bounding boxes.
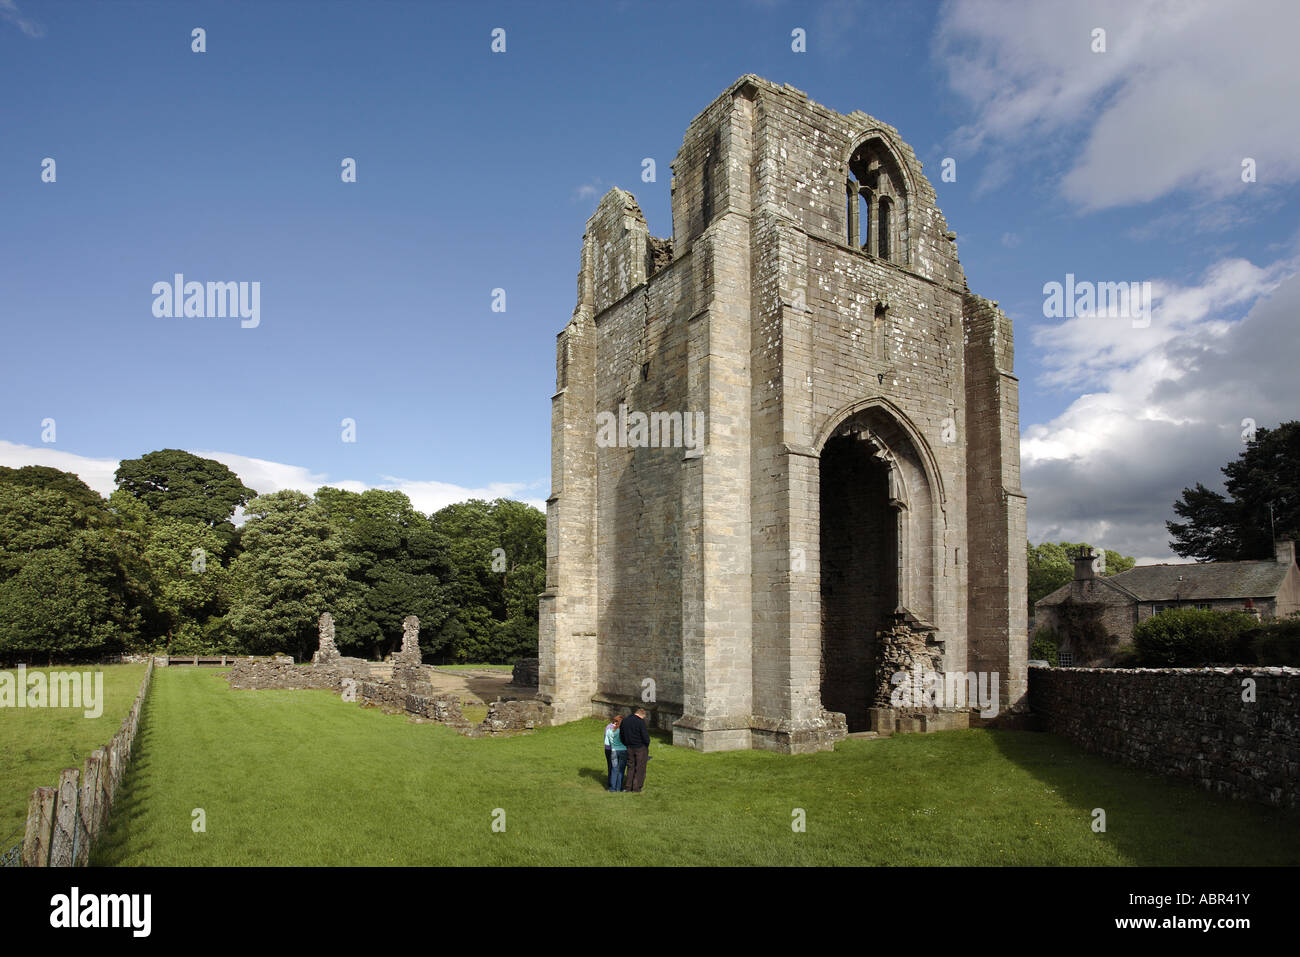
[1058,652,1074,667]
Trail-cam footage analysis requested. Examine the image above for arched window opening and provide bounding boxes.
[878,198,892,261]
[845,136,908,265]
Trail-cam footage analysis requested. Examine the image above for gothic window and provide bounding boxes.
[846,136,908,265]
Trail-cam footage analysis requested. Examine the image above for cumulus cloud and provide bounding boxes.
[936,0,1300,209]
[1021,253,1300,561]
[0,443,546,517]
[0,441,119,497]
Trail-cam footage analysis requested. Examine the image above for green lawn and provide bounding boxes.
[94,667,1300,866]
[0,663,147,851]
[430,664,514,673]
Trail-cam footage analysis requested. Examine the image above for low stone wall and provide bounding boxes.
[1028,665,1300,809]
[466,698,551,737]
[225,614,552,738]
[226,654,371,692]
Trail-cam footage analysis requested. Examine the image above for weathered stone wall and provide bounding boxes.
[226,614,551,738]
[1029,665,1300,808]
[226,655,369,691]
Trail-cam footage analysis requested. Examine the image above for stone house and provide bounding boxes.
[1035,541,1300,665]
[539,76,1027,752]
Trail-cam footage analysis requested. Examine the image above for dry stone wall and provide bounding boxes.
[1029,665,1300,809]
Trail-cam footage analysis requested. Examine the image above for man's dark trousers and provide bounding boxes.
[625,747,649,792]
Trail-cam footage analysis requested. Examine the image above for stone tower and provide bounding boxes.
[539,76,1027,753]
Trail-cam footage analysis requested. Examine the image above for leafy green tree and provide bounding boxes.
[0,465,109,521]
[0,485,83,576]
[314,487,453,659]
[115,449,256,551]
[431,498,545,662]
[226,490,349,658]
[0,548,119,663]
[1168,421,1300,561]
[0,480,149,661]
[143,518,231,652]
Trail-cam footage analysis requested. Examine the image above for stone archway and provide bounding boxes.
[817,406,940,732]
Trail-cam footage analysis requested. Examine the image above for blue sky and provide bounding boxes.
[2,0,1298,560]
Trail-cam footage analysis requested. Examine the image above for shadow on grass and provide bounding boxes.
[577,729,673,790]
[92,695,159,865]
[985,727,1300,865]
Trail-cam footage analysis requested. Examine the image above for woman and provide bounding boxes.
[604,715,629,792]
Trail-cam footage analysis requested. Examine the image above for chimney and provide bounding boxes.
[1072,546,1100,581]
[1276,539,1295,566]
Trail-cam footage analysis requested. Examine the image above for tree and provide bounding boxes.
[0,481,149,661]
[1027,541,1136,617]
[431,498,546,662]
[115,449,256,551]
[0,465,109,521]
[143,518,231,652]
[225,490,349,659]
[0,548,119,663]
[313,487,453,659]
[1168,421,1300,561]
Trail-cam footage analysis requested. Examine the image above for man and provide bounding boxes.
[619,707,651,792]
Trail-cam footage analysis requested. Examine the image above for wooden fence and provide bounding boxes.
[17,657,155,866]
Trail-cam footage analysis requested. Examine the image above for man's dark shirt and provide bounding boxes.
[620,712,650,749]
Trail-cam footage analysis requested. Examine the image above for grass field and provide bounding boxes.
[430,664,513,673]
[92,667,1300,866]
[0,663,147,851]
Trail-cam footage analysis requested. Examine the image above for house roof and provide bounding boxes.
[1037,559,1291,606]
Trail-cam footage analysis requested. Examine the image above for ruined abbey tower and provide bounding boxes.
[539,76,1027,753]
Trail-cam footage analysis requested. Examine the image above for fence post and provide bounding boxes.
[105,732,123,805]
[48,768,80,867]
[21,786,57,867]
[78,751,101,860]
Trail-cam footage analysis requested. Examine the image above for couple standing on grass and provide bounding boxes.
[603,707,650,792]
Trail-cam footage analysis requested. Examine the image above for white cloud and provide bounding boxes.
[0,443,545,517]
[573,180,607,203]
[936,0,1300,209]
[1021,252,1300,559]
[374,477,546,515]
[0,441,119,497]
[0,0,44,38]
